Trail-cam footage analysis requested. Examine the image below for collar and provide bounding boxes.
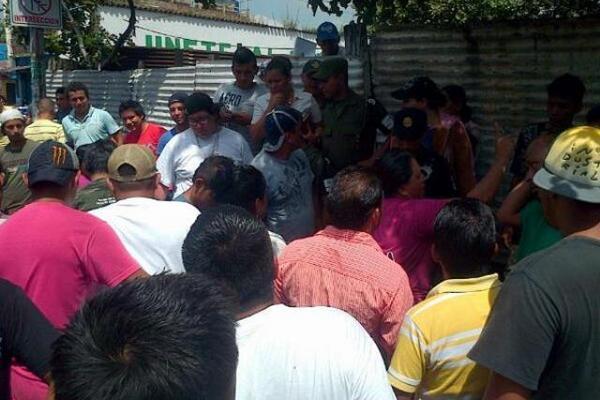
[70,106,95,123]
[317,225,382,251]
[427,274,500,298]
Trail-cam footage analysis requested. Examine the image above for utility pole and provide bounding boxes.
[29,27,44,114]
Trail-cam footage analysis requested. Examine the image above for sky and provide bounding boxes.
[245,0,356,30]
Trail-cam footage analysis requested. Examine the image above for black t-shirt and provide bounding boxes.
[469,237,600,399]
[0,279,59,400]
[414,146,456,198]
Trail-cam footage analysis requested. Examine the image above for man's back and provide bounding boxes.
[276,226,413,358]
[469,237,600,399]
[0,201,140,328]
[24,119,65,143]
[236,304,394,400]
[91,197,200,274]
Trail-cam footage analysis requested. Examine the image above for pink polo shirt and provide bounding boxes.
[374,197,447,303]
[0,201,141,400]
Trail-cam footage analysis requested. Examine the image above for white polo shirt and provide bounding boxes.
[90,197,200,274]
[156,127,253,197]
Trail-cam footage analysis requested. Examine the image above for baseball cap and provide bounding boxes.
[264,106,302,152]
[392,108,428,141]
[302,58,322,77]
[27,141,79,187]
[0,109,25,127]
[312,57,348,81]
[107,144,157,182]
[185,92,216,115]
[317,22,340,42]
[533,126,600,203]
[168,92,188,105]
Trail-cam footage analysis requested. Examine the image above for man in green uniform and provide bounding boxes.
[0,110,39,214]
[314,57,389,176]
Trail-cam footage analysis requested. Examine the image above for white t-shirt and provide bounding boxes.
[268,230,286,258]
[90,197,200,274]
[213,82,268,144]
[252,89,322,125]
[236,305,395,400]
[156,127,253,197]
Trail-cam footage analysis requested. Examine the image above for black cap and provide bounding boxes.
[393,108,428,141]
[168,92,188,105]
[185,92,216,115]
[391,77,444,105]
[27,141,79,187]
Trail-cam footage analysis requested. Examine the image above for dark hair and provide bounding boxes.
[228,165,266,214]
[375,150,415,197]
[75,143,94,166]
[586,105,600,125]
[182,205,274,312]
[547,73,586,105]
[434,198,496,278]
[326,166,383,230]
[55,87,66,96]
[265,56,293,78]
[66,82,89,98]
[193,156,236,204]
[50,274,238,400]
[232,46,257,66]
[81,139,116,176]
[443,84,472,123]
[118,99,146,119]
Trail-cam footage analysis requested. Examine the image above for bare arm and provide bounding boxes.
[484,373,531,400]
[250,93,286,143]
[467,133,516,204]
[450,123,477,196]
[497,180,533,226]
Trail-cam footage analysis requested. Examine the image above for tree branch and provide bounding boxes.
[100,0,136,70]
[61,0,90,66]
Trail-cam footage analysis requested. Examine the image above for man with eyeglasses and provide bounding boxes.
[157,92,252,199]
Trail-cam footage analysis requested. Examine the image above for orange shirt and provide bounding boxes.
[276,226,413,361]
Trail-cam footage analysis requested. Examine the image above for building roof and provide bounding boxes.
[103,0,306,31]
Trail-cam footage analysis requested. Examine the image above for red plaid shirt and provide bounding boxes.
[276,226,413,360]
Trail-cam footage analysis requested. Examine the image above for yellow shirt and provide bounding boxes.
[387,274,501,399]
[24,119,65,143]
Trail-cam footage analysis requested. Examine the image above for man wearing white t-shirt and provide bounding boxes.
[182,205,395,400]
[91,144,199,274]
[157,92,253,198]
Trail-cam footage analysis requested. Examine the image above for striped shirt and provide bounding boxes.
[387,274,501,399]
[24,119,66,143]
[276,226,413,360]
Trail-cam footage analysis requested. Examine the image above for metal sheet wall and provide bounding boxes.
[46,57,365,127]
[370,19,600,174]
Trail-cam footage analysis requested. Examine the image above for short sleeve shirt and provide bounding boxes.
[252,89,322,125]
[123,123,166,155]
[0,140,39,214]
[516,199,563,261]
[72,179,116,212]
[157,127,253,197]
[214,82,268,143]
[24,119,66,143]
[252,149,315,242]
[62,106,121,149]
[469,237,600,398]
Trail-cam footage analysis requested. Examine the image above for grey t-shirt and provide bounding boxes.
[251,149,315,243]
[213,82,268,149]
[469,237,600,399]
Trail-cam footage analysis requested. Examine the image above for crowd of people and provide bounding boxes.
[0,21,599,400]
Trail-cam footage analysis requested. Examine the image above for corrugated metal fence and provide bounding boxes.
[46,58,365,127]
[370,18,600,173]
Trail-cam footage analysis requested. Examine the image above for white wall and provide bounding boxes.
[99,6,316,56]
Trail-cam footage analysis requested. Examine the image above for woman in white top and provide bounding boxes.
[250,56,322,147]
[157,92,253,198]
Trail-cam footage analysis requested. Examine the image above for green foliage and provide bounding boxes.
[308,0,600,26]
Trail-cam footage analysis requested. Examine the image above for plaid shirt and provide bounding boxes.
[276,226,414,360]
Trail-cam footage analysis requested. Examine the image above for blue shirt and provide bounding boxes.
[62,106,120,149]
[157,127,177,156]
